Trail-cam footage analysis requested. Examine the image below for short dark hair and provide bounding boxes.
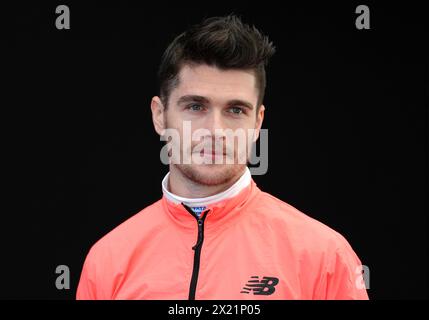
[158,15,275,109]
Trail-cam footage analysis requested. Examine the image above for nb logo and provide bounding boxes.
[241,276,279,295]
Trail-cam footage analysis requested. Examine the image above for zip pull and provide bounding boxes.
[192,219,204,250]
[191,209,209,250]
[180,203,210,250]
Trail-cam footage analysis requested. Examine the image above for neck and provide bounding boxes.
[168,165,247,199]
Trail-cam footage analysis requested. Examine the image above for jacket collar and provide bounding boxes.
[162,178,260,232]
[162,167,251,207]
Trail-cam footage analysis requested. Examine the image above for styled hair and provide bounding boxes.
[158,15,275,109]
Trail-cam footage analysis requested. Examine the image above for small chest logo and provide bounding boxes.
[241,276,279,295]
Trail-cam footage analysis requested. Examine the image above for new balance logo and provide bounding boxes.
[241,276,279,295]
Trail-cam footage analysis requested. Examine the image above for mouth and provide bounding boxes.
[199,148,226,156]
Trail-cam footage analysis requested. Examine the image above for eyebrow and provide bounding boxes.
[177,95,210,105]
[226,99,254,110]
[176,95,254,110]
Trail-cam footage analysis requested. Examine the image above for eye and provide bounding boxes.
[187,104,204,112]
[228,106,244,115]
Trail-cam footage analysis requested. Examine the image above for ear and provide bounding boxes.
[151,96,166,136]
[253,104,265,142]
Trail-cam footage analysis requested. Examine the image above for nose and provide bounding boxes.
[205,109,226,138]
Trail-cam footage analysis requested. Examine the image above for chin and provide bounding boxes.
[177,163,245,186]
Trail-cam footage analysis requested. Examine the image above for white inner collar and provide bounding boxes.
[162,167,251,207]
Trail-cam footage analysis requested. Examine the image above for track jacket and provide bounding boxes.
[76,170,368,300]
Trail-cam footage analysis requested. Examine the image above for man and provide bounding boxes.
[77,15,369,300]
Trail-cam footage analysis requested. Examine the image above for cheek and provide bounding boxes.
[232,119,258,136]
[218,118,251,133]
[164,110,182,130]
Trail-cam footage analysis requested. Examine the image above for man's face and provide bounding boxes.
[154,63,264,186]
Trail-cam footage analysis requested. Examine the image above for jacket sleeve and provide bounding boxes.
[76,243,112,300]
[76,248,98,300]
[323,239,369,300]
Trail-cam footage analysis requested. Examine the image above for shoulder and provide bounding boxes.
[252,190,356,255]
[77,200,165,299]
[86,199,164,260]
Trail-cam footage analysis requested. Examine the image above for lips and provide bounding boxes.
[200,149,226,156]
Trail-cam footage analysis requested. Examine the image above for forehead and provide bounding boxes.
[172,64,258,105]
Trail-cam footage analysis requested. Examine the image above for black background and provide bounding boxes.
[5,1,427,299]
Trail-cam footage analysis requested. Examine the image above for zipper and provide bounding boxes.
[182,203,210,300]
